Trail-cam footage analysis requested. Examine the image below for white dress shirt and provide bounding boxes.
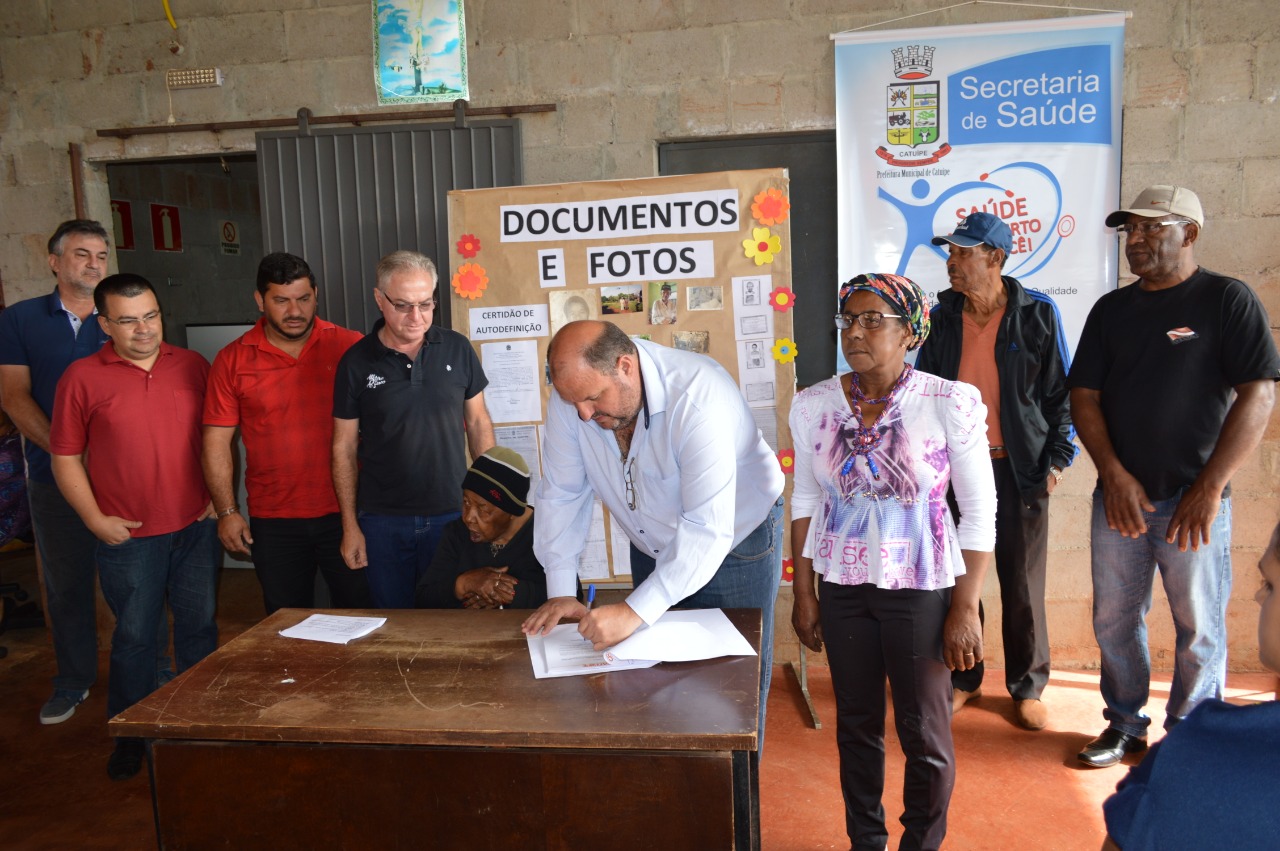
[535,339,785,625]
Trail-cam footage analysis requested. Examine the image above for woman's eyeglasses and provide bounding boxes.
[834,311,902,331]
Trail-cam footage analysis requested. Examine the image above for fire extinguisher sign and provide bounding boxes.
[150,204,183,252]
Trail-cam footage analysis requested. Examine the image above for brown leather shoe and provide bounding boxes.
[952,687,981,714]
[1014,698,1048,730]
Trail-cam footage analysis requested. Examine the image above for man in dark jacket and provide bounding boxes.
[916,211,1075,731]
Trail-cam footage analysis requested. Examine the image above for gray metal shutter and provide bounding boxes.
[257,120,521,332]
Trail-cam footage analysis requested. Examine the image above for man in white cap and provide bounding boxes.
[1069,185,1280,768]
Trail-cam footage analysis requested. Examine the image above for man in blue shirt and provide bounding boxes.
[0,220,112,724]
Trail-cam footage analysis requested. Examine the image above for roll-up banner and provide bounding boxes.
[833,13,1126,366]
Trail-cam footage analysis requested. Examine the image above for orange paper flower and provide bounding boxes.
[456,233,481,258]
[782,558,795,582]
[452,262,489,300]
[743,227,782,266]
[752,188,791,226]
[768,286,796,312]
[778,449,795,474]
[772,338,797,364]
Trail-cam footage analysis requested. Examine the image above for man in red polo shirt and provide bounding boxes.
[202,253,371,613]
[50,273,218,781]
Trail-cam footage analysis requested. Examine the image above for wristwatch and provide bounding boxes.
[1049,465,1064,485]
[216,506,240,519]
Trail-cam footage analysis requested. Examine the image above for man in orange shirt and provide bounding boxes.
[915,212,1076,731]
[202,253,372,613]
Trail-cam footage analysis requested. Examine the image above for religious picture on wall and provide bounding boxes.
[548,288,599,335]
[687,285,724,311]
[648,281,678,325]
[374,0,469,105]
[601,284,645,315]
[672,331,710,354]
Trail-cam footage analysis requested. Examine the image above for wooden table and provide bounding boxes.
[110,608,762,850]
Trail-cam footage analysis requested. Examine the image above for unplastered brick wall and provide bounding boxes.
[1,0,1276,670]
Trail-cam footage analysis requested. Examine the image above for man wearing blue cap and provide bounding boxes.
[916,211,1076,731]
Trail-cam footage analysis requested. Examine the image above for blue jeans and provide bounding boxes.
[1090,488,1231,736]
[630,496,784,746]
[96,519,220,719]
[27,479,100,695]
[359,511,460,608]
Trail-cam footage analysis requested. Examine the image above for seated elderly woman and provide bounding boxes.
[415,447,547,610]
[789,273,996,851]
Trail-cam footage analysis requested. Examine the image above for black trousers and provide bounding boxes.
[249,513,374,614]
[951,457,1051,700]
[820,582,954,851]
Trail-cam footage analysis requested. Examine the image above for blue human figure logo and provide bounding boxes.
[877,165,1066,278]
[877,177,1005,276]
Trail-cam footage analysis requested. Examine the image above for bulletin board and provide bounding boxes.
[447,169,797,584]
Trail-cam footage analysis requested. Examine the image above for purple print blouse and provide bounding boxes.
[789,370,996,590]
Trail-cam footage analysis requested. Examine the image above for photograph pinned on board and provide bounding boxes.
[672,330,710,354]
[548,288,599,335]
[687,285,724,311]
[649,281,678,326]
[741,277,763,306]
[601,284,645,316]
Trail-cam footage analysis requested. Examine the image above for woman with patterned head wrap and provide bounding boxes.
[788,273,997,851]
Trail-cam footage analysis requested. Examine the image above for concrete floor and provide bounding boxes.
[1,548,1274,850]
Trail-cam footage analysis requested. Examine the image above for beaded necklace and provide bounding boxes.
[839,364,913,482]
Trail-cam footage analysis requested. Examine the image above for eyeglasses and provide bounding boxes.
[1114,220,1189,237]
[834,311,903,331]
[623,457,637,511]
[104,310,161,328]
[378,290,436,314]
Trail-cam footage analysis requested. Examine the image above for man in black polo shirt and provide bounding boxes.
[1070,185,1280,768]
[332,250,494,608]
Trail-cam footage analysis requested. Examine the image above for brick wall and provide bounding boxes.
[1,0,1276,671]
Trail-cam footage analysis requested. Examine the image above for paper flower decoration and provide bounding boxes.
[782,558,795,583]
[768,286,796,312]
[772,338,797,364]
[456,233,481,258]
[751,188,791,226]
[743,227,782,266]
[452,262,489,300]
[777,449,795,474]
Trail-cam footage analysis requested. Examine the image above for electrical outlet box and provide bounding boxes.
[166,68,224,89]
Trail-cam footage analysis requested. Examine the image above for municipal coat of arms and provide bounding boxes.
[877,45,951,167]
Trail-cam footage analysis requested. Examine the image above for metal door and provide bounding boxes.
[258,120,521,332]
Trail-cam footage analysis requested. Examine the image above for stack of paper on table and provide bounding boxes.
[279,614,387,645]
[527,608,755,679]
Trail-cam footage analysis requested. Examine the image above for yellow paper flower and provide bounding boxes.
[452,262,489,300]
[751,188,791,226]
[771,338,797,364]
[743,227,782,266]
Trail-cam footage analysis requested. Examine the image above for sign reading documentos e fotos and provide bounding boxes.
[832,13,1125,361]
